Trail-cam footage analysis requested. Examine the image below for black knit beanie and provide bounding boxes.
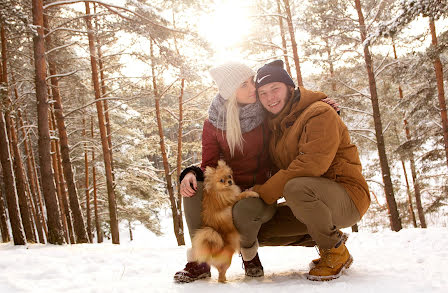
[255,60,295,89]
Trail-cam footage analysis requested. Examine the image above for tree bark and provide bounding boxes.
[325,38,337,92]
[354,0,402,231]
[91,117,103,243]
[84,1,119,244]
[22,110,48,238]
[0,34,25,244]
[393,125,417,228]
[176,78,185,244]
[83,117,93,243]
[0,180,10,242]
[276,0,292,76]
[1,24,36,243]
[32,0,65,245]
[16,108,45,242]
[9,114,36,243]
[282,0,303,86]
[1,22,26,245]
[392,42,425,228]
[44,15,89,244]
[150,39,184,246]
[429,18,448,171]
[0,112,25,245]
[49,110,73,243]
[94,4,114,177]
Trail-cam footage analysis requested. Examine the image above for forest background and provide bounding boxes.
[0,0,447,246]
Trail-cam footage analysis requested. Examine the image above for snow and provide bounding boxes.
[1,216,448,292]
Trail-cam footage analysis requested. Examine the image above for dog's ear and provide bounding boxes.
[217,160,227,168]
[204,166,215,177]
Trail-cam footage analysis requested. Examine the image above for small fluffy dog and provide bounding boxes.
[192,160,259,282]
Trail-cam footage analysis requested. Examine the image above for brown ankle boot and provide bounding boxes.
[309,231,349,269]
[307,243,353,281]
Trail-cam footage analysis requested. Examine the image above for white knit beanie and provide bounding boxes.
[209,62,255,100]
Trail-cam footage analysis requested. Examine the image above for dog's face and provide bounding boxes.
[204,160,235,192]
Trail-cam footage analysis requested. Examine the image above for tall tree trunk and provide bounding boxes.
[17,110,46,242]
[150,39,184,246]
[83,118,93,243]
[0,24,9,244]
[176,78,185,244]
[276,0,292,76]
[128,219,133,241]
[393,126,417,228]
[0,113,25,245]
[0,33,25,244]
[9,113,36,243]
[1,24,36,243]
[392,42,426,228]
[429,18,448,170]
[354,0,402,231]
[44,16,89,244]
[1,23,26,245]
[49,110,73,243]
[84,2,119,244]
[11,83,43,242]
[325,38,337,92]
[22,110,48,238]
[282,0,303,86]
[91,117,103,243]
[93,4,114,177]
[32,0,65,245]
[0,181,10,242]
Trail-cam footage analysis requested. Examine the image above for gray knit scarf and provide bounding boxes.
[208,94,266,133]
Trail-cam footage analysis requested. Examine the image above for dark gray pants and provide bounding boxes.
[183,177,360,259]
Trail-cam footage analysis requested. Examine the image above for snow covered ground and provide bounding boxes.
[1,215,448,293]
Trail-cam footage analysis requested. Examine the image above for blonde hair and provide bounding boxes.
[225,93,244,157]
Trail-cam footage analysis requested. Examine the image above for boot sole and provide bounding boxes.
[306,254,353,281]
[174,272,211,283]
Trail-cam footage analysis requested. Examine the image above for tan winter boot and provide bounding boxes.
[307,243,353,281]
[309,232,349,269]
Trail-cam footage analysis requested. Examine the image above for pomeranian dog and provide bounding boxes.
[192,160,259,282]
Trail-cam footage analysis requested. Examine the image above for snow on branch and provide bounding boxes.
[382,121,392,135]
[350,131,377,144]
[162,107,178,121]
[45,27,89,37]
[46,70,78,80]
[43,0,184,34]
[45,42,78,55]
[374,60,400,78]
[336,79,371,99]
[64,97,124,118]
[365,0,448,46]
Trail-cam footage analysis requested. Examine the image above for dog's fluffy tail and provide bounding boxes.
[192,227,224,263]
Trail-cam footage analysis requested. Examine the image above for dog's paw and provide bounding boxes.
[239,191,259,199]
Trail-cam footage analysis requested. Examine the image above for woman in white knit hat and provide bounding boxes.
[174,62,276,283]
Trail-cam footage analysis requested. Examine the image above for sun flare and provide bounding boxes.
[198,0,254,61]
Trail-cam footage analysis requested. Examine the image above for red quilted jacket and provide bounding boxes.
[201,119,272,190]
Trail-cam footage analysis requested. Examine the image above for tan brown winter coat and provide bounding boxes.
[253,87,371,217]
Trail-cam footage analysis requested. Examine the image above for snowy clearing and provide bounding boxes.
[1,223,447,293]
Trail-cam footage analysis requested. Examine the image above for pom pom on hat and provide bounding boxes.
[209,62,255,100]
[255,60,295,89]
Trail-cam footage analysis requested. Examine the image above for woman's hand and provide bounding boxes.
[180,172,197,197]
[321,97,340,113]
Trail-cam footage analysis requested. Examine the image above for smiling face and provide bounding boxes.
[257,82,290,114]
[235,76,256,104]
